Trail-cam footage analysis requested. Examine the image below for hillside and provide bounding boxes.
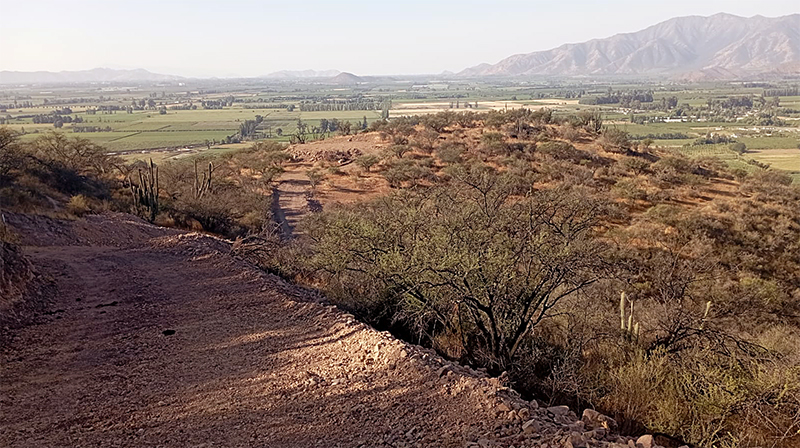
[327,72,364,85]
[458,13,800,78]
[263,69,342,79]
[0,68,183,85]
[0,212,645,448]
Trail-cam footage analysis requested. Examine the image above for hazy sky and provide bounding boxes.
[1,0,797,77]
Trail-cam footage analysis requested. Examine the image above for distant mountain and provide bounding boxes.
[0,68,183,85]
[326,72,363,85]
[263,69,341,79]
[459,13,800,78]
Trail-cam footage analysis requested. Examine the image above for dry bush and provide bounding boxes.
[66,195,92,217]
[599,127,632,153]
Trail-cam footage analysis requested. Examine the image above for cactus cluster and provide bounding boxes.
[129,159,159,222]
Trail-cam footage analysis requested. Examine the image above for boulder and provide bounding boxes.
[636,434,655,448]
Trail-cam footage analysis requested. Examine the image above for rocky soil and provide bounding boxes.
[0,213,668,448]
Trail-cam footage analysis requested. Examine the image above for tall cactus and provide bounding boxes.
[193,160,213,199]
[619,291,639,341]
[620,292,627,330]
[129,158,159,222]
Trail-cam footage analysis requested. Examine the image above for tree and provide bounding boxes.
[291,119,308,144]
[730,142,747,155]
[0,127,21,184]
[308,167,604,368]
[339,120,352,135]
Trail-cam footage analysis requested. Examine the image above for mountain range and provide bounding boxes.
[458,13,800,78]
[0,68,183,85]
[3,14,798,84]
[262,69,341,79]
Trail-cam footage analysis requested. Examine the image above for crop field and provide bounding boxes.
[1,79,797,177]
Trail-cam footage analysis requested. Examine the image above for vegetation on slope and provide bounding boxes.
[2,107,799,447]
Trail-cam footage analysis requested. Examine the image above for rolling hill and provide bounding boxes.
[0,68,183,85]
[458,13,800,78]
[262,69,342,79]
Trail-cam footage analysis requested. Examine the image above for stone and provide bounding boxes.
[547,405,570,416]
[565,432,588,448]
[568,421,585,432]
[522,419,540,435]
[556,414,577,425]
[636,435,654,448]
[477,438,491,448]
[518,408,530,420]
[582,408,617,430]
[584,428,607,439]
[497,402,512,412]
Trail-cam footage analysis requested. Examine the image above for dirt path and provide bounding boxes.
[0,215,508,448]
[272,163,314,238]
[0,214,633,448]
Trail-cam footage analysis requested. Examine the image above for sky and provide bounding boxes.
[0,0,797,77]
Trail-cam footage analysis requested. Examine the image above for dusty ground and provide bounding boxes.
[273,134,391,237]
[0,213,643,448]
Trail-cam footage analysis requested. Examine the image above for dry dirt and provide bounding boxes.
[0,213,642,448]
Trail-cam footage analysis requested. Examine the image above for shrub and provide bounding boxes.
[66,195,92,216]
[355,154,380,172]
[436,142,465,165]
[306,176,604,370]
[599,127,631,153]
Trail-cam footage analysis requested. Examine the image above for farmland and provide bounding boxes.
[1,78,797,179]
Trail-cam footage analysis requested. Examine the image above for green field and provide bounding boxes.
[2,79,798,178]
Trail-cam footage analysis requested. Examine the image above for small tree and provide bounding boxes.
[308,167,604,369]
[355,154,379,173]
[730,142,747,155]
[306,168,325,190]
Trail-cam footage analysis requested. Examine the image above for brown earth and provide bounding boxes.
[0,213,646,448]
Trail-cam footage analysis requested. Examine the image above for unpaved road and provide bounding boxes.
[272,164,314,238]
[0,214,547,448]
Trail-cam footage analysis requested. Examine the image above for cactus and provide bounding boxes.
[619,291,639,341]
[193,160,213,199]
[700,300,713,330]
[129,159,159,222]
[620,291,627,330]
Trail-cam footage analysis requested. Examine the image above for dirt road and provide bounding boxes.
[0,214,635,448]
[272,164,314,238]
[0,214,555,448]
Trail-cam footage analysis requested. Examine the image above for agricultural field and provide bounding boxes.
[1,78,797,178]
